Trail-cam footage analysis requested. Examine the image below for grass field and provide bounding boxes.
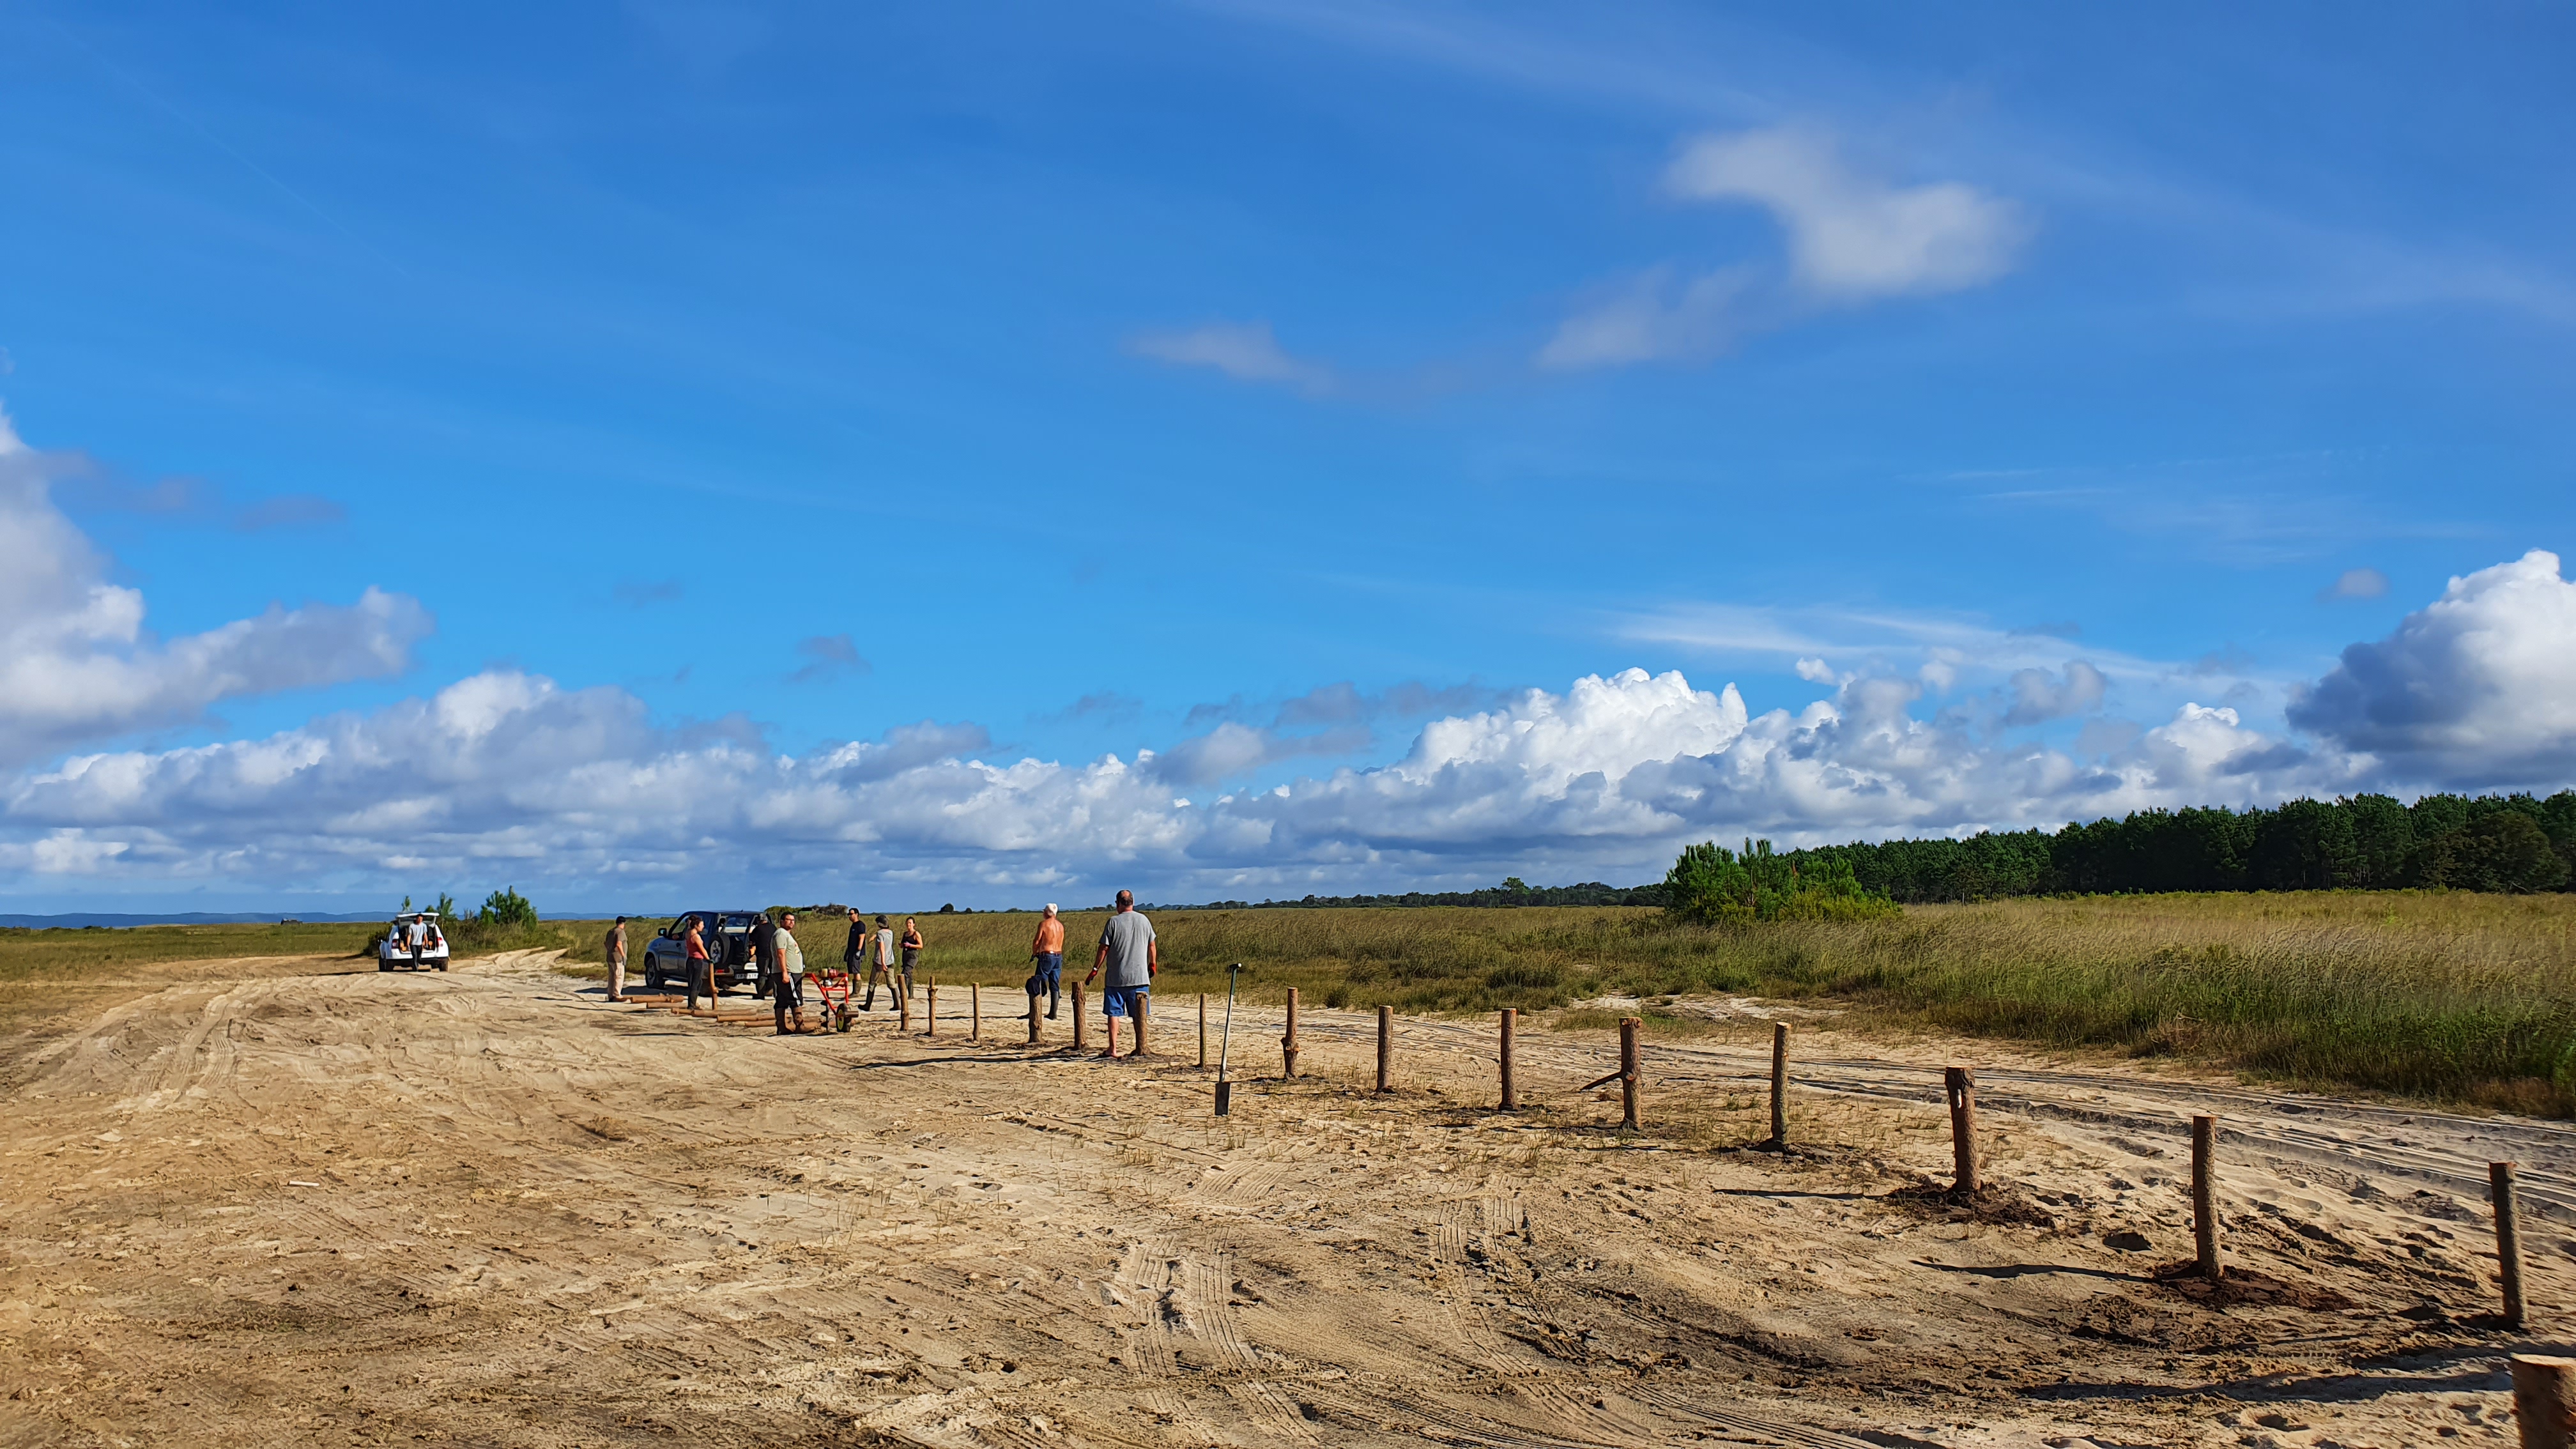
[13,891,2575,1114]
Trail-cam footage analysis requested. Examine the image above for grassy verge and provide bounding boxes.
[687,893,2566,1115]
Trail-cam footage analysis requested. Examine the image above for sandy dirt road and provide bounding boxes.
[2,951,2568,1448]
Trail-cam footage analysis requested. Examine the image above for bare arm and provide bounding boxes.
[1147,938,1159,979]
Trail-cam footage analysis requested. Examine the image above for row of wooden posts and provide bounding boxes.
[751,977,2545,1342]
[667,975,2576,1441]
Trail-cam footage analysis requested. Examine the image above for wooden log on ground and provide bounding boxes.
[2496,1160,2529,1329]
[2513,1355,2576,1449]
[2191,1114,2222,1280]
[1945,1066,1980,1195]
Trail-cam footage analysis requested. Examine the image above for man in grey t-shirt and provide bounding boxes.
[1084,889,1157,1059]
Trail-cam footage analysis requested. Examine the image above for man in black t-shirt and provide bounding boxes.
[749,914,780,998]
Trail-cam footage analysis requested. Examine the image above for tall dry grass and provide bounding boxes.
[658,893,2572,1114]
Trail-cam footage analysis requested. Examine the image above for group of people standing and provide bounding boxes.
[593,893,1158,1057]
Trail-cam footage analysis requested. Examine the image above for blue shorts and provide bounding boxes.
[1103,984,1149,1019]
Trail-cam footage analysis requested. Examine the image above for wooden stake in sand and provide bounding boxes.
[1198,993,1208,1070]
[1768,1022,1790,1147]
[1498,1008,1517,1112]
[2495,1161,2529,1330]
[1377,1004,1393,1093]
[2191,1114,2222,1280]
[898,981,912,1034]
[1619,1016,1641,1131]
[1282,987,1301,1078]
[1135,992,1150,1055]
[1028,985,1041,1046]
[926,977,937,1037]
[2514,1355,2576,1449]
[1944,1066,1980,1194]
[971,982,980,1041]
[1072,983,1086,1051]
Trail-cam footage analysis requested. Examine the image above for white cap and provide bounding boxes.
[1044,902,1058,915]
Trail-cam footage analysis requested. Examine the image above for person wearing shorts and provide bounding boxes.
[772,912,808,1035]
[1027,903,1064,1019]
[1084,890,1156,1059]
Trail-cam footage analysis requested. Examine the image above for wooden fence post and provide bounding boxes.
[1377,1005,1393,1092]
[898,980,911,1033]
[2191,1114,2221,1280]
[1769,1022,1790,1147]
[1199,993,1208,1070]
[1499,1008,1517,1111]
[1072,982,1086,1052]
[971,982,980,1041]
[1135,992,1150,1055]
[1282,988,1301,1078]
[2496,1161,2529,1329]
[1944,1066,1979,1194]
[1619,1017,1641,1131]
[1028,986,1041,1045]
[2516,1356,2576,1449]
[925,977,937,1037]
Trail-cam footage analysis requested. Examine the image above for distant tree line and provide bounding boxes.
[1785,790,2576,902]
[1159,789,2576,912]
[1167,877,1671,911]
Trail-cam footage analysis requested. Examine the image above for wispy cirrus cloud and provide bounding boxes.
[1542,126,2030,371]
[1127,321,1336,395]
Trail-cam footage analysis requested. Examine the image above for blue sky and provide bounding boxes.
[3,1,2572,912]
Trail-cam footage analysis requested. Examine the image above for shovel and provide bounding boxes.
[1215,962,1242,1116]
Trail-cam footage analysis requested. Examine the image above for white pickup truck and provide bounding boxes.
[377,912,451,972]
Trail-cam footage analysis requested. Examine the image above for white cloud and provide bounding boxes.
[0,661,2349,901]
[2320,566,2390,601]
[1542,126,2029,370]
[0,409,431,768]
[2003,661,2107,726]
[1665,127,2028,301]
[1536,265,1756,371]
[2287,549,2576,787]
[1127,321,1336,394]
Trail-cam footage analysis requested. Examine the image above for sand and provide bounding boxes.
[1,949,2568,1447]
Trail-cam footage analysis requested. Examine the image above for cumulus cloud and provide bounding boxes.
[2288,549,2576,786]
[1543,126,2028,371]
[2003,661,2107,726]
[0,410,429,768]
[1127,321,1336,394]
[0,661,2354,902]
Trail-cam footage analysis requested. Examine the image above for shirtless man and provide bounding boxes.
[1027,903,1064,1020]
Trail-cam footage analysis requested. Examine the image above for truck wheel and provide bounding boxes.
[435,963,448,972]
[378,961,393,972]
